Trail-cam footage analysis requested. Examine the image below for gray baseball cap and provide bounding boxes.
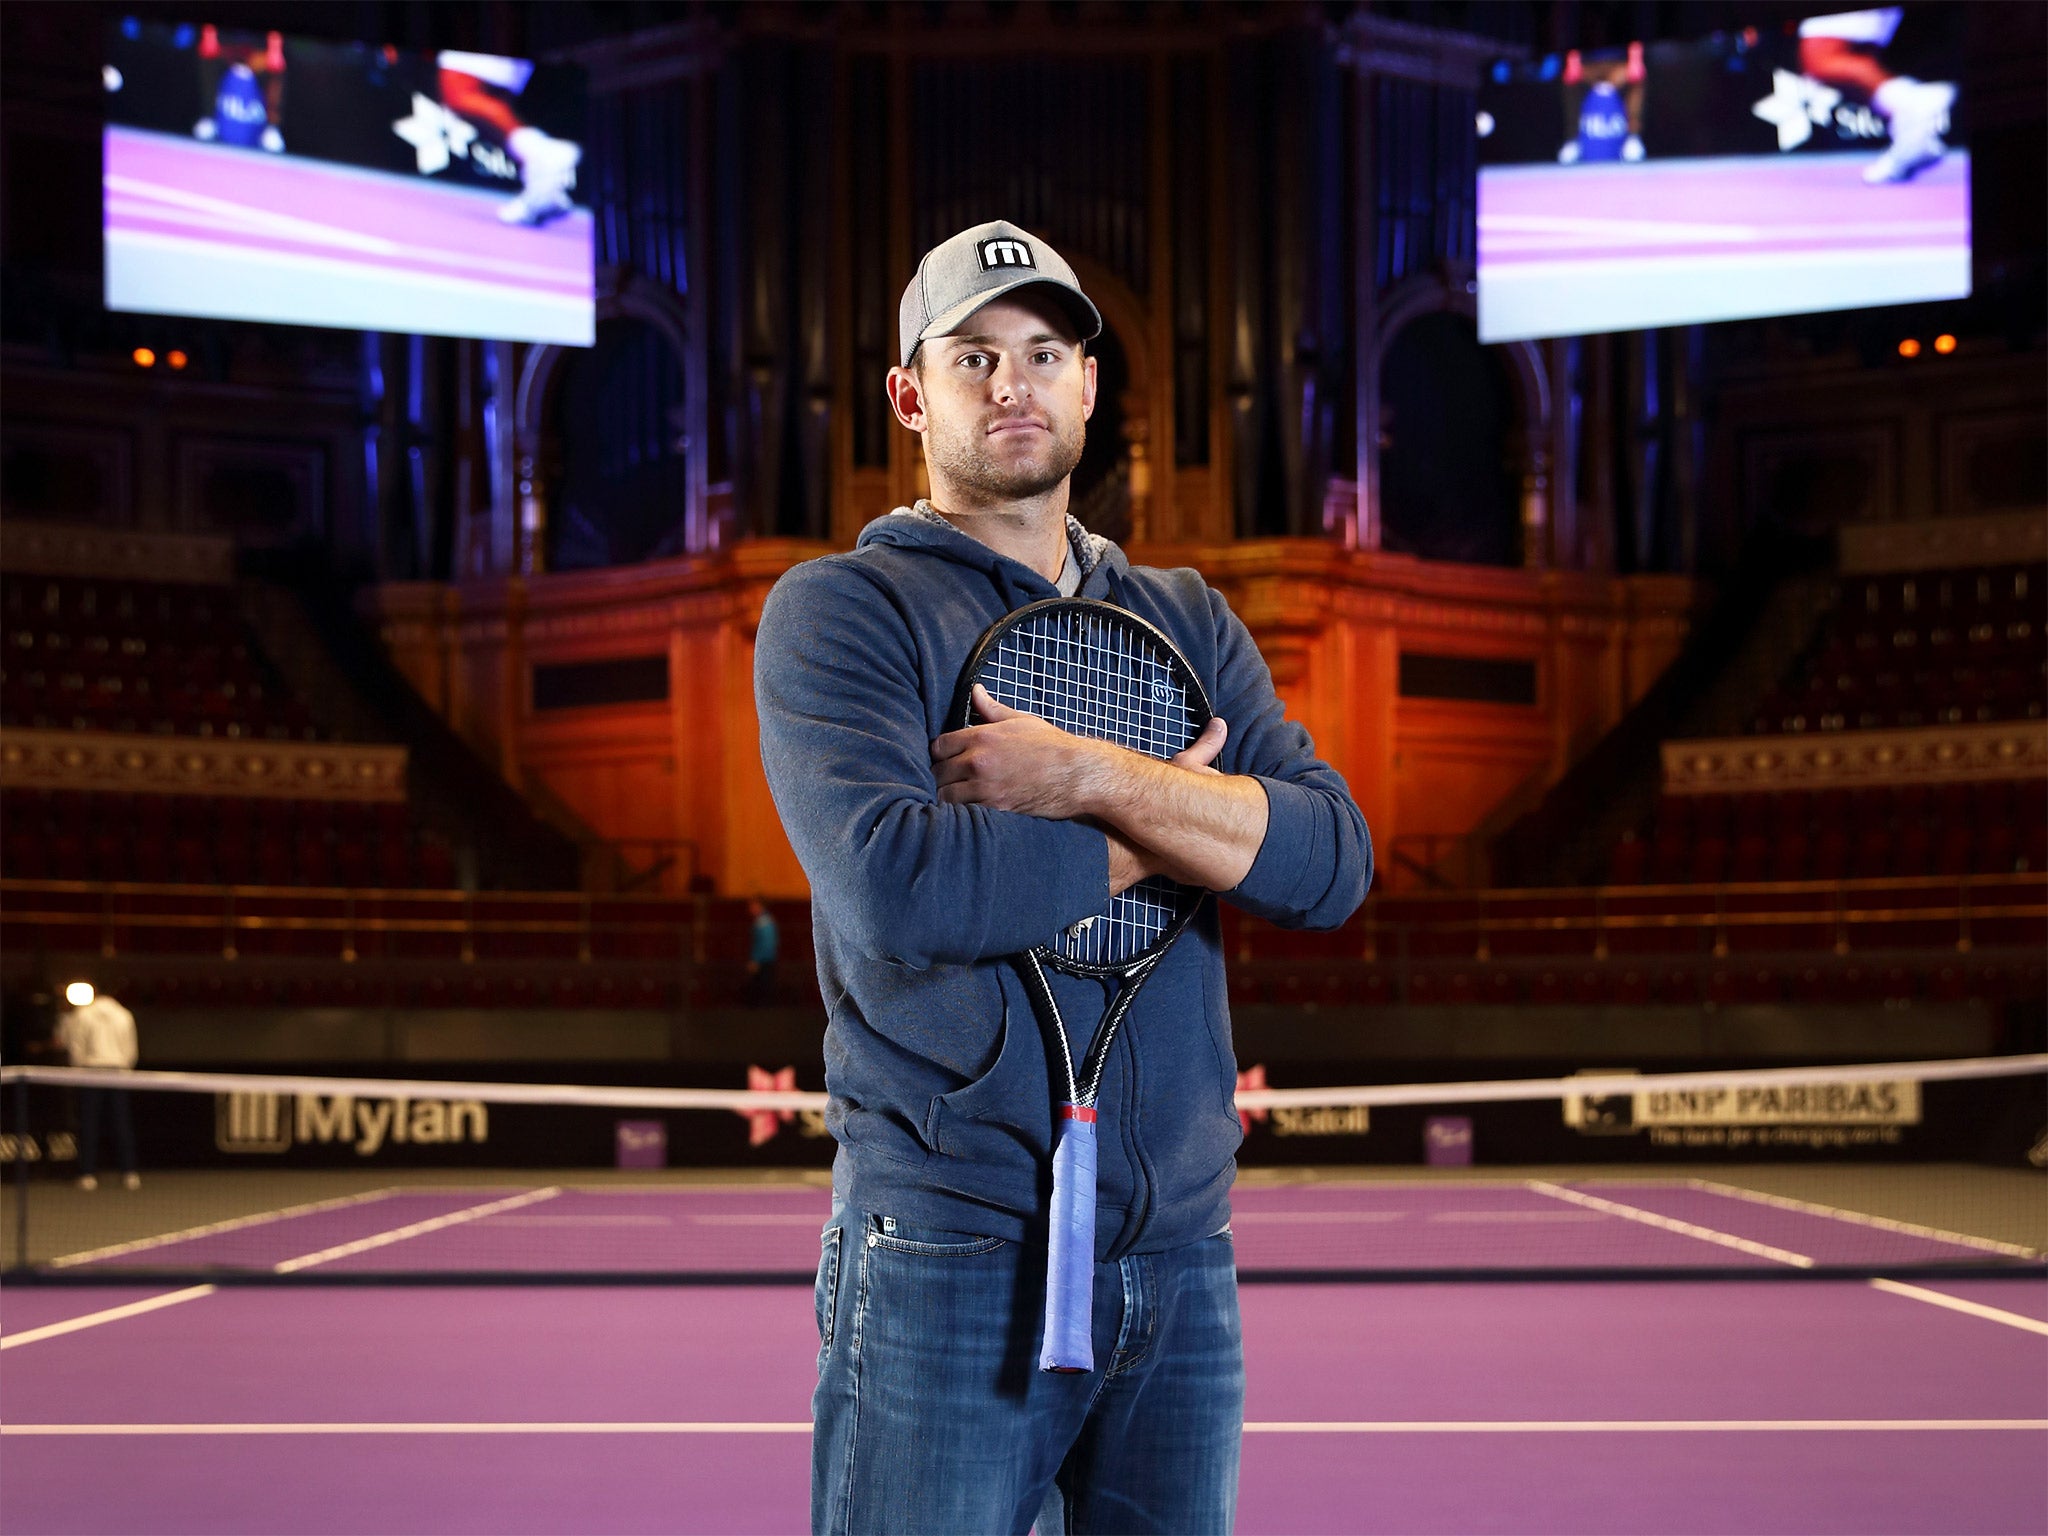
[898,219,1103,367]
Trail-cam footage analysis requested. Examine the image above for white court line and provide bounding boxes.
[1200,1211,1407,1225]
[0,1421,810,1436]
[1686,1178,2042,1261]
[391,1184,828,1196]
[49,1188,404,1268]
[1868,1279,2048,1338]
[1426,1210,1607,1224]
[0,1287,217,1351]
[3,1418,2041,1437]
[483,1215,672,1227]
[273,1187,561,1273]
[688,1214,838,1226]
[1241,1419,2048,1434]
[1526,1182,1814,1268]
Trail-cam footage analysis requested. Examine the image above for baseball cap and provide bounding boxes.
[898,219,1103,367]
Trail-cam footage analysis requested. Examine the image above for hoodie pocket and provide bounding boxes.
[922,968,1052,1161]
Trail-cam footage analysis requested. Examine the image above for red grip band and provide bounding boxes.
[1061,1105,1098,1123]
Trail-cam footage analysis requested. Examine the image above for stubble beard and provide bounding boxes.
[925,410,1086,504]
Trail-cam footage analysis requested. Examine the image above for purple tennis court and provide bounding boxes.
[1478,152,1971,340]
[24,1177,2043,1278]
[103,126,594,344]
[3,1272,2042,1534]
[4,1179,2043,1533]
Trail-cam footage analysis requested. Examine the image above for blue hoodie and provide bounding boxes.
[755,506,1371,1258]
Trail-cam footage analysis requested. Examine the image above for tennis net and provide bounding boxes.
[3,1056,2042,1282]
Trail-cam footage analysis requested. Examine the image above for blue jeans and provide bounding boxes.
[811,1208,1243,1536]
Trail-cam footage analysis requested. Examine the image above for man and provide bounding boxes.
[745,896,780,1005]
[57,979,140,1192]
[436,51,583,225]
[1797,7,1955,184]
[755,219,1370,1535]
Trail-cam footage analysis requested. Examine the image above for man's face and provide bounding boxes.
[890,292,1097,502]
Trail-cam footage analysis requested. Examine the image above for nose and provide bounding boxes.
[989,353,1031,407]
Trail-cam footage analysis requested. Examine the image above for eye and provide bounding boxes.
[956,351,991,370]
[1031,349,1060,365]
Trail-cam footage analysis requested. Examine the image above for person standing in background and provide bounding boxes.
[59,980,140,1192]
[746,898,780,1006]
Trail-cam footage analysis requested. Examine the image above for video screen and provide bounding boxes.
[1477,8,1969,343]
[103,19,594,346]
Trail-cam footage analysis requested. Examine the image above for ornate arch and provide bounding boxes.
[1367,273,1552,566]
[1060,254,1157,538]
[510,266,705,571]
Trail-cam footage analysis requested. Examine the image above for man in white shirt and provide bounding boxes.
[57,981,140,1191]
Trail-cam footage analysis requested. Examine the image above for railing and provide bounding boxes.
[1301,871,2046,965]
[0,880,758,967]
[2,872,2040,969]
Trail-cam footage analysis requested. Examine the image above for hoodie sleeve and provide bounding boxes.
[1205,588,1372,930]
[755,558,1113,969]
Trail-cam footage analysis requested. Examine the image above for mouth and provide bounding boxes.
[985,418,1049,437]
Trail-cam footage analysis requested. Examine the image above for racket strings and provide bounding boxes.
[979,609,1201,969]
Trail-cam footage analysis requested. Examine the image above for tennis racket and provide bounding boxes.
[950,597,1213,1373]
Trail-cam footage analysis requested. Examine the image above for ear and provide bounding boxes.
[1080,352,1099,424]
[886,366,927,433]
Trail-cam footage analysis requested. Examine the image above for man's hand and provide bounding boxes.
[931,684,1117,819]
[933,685,1227,814]
[932,684,1265,891]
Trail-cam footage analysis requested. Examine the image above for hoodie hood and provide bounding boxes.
[856,502,1126,610]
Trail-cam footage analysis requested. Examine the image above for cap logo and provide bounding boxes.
[977,237,1036,272]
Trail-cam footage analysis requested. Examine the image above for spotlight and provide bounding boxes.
[1933,334,1957,354]
[132,347,156,367]
[167,349,189,370]
[65,981,95,1007]
[1897,338,1921,359]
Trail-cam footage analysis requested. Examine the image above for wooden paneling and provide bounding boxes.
[374,538,1696,897]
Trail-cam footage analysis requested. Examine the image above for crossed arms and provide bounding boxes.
[930,683,1269,895]
[754,562,1370,970]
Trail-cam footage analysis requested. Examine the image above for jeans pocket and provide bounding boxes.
[815,1223,843,1360]
[865,1213,1007,1256]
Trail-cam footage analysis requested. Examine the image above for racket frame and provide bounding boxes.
[948,596,1215,1373]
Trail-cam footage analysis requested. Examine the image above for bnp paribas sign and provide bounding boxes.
[217,1092,489,1155]
[1564,1072,1921,1150]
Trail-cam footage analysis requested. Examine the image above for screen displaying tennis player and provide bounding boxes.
[103,17,593,345]
[1477,7,1968,342]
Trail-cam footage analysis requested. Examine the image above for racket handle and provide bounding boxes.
[1039,1106,1098,1373]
